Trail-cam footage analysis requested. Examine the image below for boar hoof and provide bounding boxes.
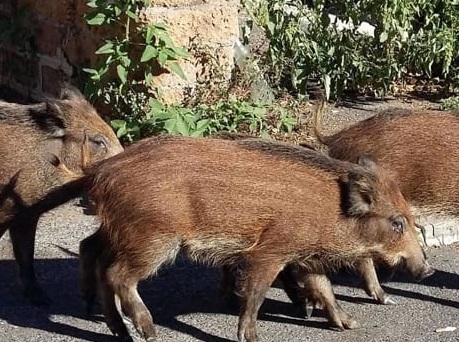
[305,300,315,318]
[343,319,360,330]
[382,296,396,305]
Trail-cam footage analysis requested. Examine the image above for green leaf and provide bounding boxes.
[158,51,168,66]
[116,64,128,83]
[167,61,187,80]
[86,1,98,8]
[327,46,335,56]
[145,72,154,87]
[111,119,127,138]
[82,68,98,75]
[149,98,164,112]
[86,12,106,25]
[126,10,139,21]
[154,28,173,44]
[196,119,210,130]
[116,126,127,138]
[113,5,122,16]
[145,26,155,44]
[141,45,158,62]
[379,32,388,43]
[171,46,189,58]
[95,42,114,54]
[267,21,275,35]
[164,118,177,133]
[175,114,189,135]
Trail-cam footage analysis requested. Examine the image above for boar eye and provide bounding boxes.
[390,215,406,234]
[90,135,107,150]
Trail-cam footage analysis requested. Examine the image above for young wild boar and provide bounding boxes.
[307,106,459,306]
[0,86,123,304]
[79,135,432,342]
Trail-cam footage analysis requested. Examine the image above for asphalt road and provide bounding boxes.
[0,200,457,342]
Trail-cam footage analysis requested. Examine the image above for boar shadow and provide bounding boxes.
[0,258,115,342]
[0,255,333,342]
[330,269,459,308]
[0,253,456,341]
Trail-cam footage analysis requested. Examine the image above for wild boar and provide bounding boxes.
[308,106,459,305]
[215,132,396,311]
[79,135,432,341]
[0,86,123,304]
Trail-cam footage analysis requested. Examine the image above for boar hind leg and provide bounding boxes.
[79,229,104,314]
[277,265,310,317]
[103,239,181,341]
[238,256,284,342]
[219,264,240,307]
[298,272,359,330]
[9,216,49,305]
[109,270,156,341]
[98,265,133,342]
[355,258,395,305]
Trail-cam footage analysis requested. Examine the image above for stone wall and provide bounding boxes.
[0,0,240,103]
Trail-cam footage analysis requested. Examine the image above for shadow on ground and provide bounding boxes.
[0,254,457,341]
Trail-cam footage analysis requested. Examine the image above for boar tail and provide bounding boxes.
[312,96,329,146]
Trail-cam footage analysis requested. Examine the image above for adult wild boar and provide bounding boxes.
[307,106,458,306]
[79,135,432,342]
[0,86,123,304]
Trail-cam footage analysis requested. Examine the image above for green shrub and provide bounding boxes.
[243,0,459,99]
[440,96,459,110]
[83,0,301,143]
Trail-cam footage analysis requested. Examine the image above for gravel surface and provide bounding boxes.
[0,97,457,342]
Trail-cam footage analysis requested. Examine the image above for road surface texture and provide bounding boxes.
[0,96,457,342]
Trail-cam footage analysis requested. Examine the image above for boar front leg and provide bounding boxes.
[277,265,311,317]
[355,258,395,305]
[9,215,50,305]
[238,255,285,342]
[296,271,359,330]
[79,229,104,314]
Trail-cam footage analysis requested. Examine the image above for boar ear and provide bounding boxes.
[344,171,376,216]
[29,102,67,138]
[59,84,85,101]
[5,171,20,192]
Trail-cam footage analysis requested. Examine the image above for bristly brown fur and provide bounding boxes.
[79,135,430,341]
[308,106,450,306]
[316,109,459,215]
[0,85,123,305]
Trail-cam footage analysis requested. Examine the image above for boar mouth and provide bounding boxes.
[399,257,436,282]
[414,265,436,282]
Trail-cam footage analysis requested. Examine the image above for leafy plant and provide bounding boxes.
[83,0,302,143]
[243,0,459,99]
[440,95,459,110]
[83,0,192,142]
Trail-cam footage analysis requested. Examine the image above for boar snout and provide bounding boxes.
[413,261,435,281]
[404,256,435,281]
